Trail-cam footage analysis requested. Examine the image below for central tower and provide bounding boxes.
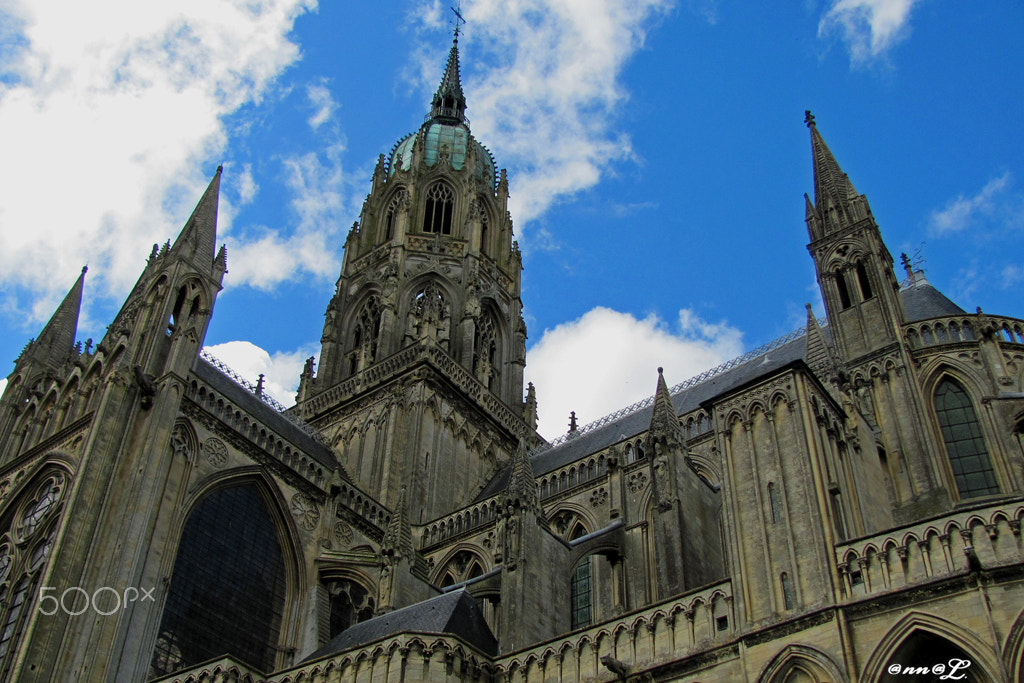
[296,34,532,521]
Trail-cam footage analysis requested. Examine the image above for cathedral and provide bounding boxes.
[1,31,1024,683]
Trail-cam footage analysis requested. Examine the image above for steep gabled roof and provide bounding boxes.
[301,589,498,662]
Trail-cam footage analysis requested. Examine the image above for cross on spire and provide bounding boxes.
[451,3,465,39]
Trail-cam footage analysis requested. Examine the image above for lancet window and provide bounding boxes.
[348,296,382,375]
[383,188,407,241]
[473,312,499,391]
[0,471,65,679]
[438,550,485,588]
[934,378,999,498]
[423,183,454,235]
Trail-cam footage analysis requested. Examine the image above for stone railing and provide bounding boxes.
[421,497,501,549]
[833,498,1024,599]
[300,342,527,439]
[335,479,390,535]
[495,580,734,682]
[903,314,1024,351]
[187,378,328,489]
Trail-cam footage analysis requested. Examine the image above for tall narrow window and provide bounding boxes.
[830,490,847,540]
[570,559,592,630]
[934,379,999,498]
[768,483,781,524]
[150,484,287,677]
[835,271,852,309]
[856,261,873,299]
[423,184,454,235]
[781,572,795,610]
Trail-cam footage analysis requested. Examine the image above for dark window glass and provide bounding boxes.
[570,559,592,630]
[935,379,999,498]
[781,572,795,610]
[856,262,873,299]
[150,484,287,677]
[423,184,454,235]
[768,483,781,524]
[836,271,852,309]
[326,580,374,639]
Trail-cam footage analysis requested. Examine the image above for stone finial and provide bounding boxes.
[504,440,539,512]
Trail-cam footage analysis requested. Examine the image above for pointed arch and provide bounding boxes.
[861,611,1001,683]
[932,375,999,498]
[759,644,848,683]
[422,181,454,235]
[149,471,304,678]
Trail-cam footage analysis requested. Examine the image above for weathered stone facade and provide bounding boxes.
[0,36,1023,683]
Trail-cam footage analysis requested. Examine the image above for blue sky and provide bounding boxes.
[1,0,1022,438]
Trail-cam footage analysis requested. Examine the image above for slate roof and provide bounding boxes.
[301,589,498,662]
[900,273,966,321]
[477,274,966,501]
[192,358,340,471]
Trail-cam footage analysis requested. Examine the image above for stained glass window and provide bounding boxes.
[150,484,287,677]
[570,559,592,630]
[934,379,999,498]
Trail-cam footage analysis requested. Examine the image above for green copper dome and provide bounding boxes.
[387,34,497,188]
[389,123,496,186]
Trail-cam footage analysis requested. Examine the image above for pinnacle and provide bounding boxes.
[808,116,858,210]
[649,367,683,445]
[170,166,222,270]
[429,33,467,124]
[31,267,86,366]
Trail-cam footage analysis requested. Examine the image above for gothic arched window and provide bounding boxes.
[423,183,454,235]
[349,296,382,374]
[323,579,375,641]
[835,270,852,309]
[934,379,999,498]
[439,550,486,588]
[0,471,65,678]
[383,189,407,241]
[856,261,873,300]
[473,312,499,391]
[149,484,287,677]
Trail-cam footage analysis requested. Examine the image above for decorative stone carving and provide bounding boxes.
[201,437,228,468]
[290,492,321,531]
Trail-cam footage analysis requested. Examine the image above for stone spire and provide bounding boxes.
[504,439,539,512]
[803,303,837,379]
[805,111,870,240]
[429,32,467,124]
[24,267,86,368]
[381,487,414,561]
[170,166,222,268]
[806,111,857,209]
[648,367,684,449]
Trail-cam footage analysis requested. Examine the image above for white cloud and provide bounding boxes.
[0,379,7,398]
[225,144,350,289]
[203,340,318,407]
[0,0,316,324]
[818,0,919,65]
[410,0,673,235]
[928,173,1012,236]
[524,306,743,439]
[1003,265,1024,289]
[306,80,336,130]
